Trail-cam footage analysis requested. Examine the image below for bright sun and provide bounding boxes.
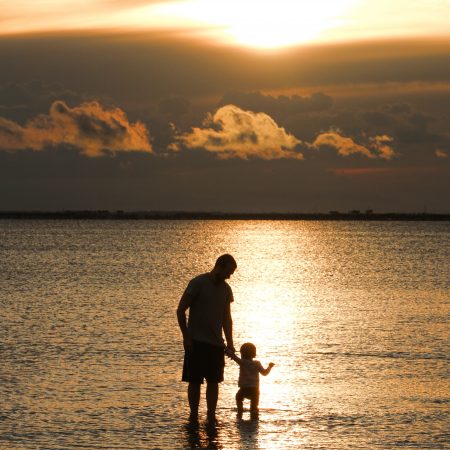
[151,0,359,49]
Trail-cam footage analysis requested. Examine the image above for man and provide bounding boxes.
[177,254,237,423]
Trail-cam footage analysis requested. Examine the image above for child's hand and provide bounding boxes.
[269,362,275,367]
[224,348,235,357]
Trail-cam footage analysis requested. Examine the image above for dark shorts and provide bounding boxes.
[182,340,225,384]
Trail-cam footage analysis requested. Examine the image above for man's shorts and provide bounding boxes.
[182,340,225,384]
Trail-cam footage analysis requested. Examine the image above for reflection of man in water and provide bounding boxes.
[177,254,237,423]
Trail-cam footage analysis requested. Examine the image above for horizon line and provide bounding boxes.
[1,210,449,221]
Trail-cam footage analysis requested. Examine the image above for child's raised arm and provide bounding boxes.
[260,362,275,376]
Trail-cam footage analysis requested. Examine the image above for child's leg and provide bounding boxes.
[249,388,260,418]
[235,389,244,416]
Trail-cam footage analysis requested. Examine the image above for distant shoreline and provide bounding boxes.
[1,211,449,221]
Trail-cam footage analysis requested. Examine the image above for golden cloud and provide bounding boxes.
[435,149,448,158]
[171,104,302,160]
[310,131,396,160]
[0,101,152,156]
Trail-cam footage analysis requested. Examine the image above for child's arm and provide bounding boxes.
[225,348,243,365]
[260,362,275,376]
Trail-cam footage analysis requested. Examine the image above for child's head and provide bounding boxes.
[240,342,256,359]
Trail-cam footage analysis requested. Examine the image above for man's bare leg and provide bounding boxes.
[206,382,218,422]
[188,382,201,421]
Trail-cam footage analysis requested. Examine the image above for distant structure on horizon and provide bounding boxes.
[329,209,374,215]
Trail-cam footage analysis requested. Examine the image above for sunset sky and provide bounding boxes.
[1,0,449,212]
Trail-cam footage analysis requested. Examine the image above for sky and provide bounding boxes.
[0,0,449,212]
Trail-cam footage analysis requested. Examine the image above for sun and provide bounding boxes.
[149,0,360,49]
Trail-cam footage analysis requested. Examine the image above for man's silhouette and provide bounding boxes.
[177,254,237,423]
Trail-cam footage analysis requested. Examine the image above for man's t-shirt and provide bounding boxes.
[185,273,234,347]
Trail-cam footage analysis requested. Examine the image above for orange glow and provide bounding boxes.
[150,0,359,49]
[1,0,450,50]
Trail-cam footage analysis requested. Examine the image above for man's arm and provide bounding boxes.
[176,291,194,350]
[223,301,235,353]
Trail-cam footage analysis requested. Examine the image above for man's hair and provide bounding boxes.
[240,342,256,359]
[215,254,237,269]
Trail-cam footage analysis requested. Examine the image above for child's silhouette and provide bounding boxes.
[226,342,274,418]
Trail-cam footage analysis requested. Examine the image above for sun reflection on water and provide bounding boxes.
[219,221,331,419]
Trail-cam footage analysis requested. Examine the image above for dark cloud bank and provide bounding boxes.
[0,33,449,212]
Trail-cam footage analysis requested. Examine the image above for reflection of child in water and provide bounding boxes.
[226,342,274,418]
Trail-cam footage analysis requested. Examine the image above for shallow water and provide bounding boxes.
[1,220,449,449]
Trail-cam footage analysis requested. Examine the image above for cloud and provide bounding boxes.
[0,100,152,156]
[382,103,412,115]
[0,80,93,122]
[435,149,448,158]
[310,131,396,160]
[0,80,85,108]
[172,104,302,160]
[330,166,444,176]
[368,135,396,160]
[219,91,333,117]
[329,167,399,176]
[359,105,450,158]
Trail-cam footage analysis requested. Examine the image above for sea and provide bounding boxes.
[1,220,449,449]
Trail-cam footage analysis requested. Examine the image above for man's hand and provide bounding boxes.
[269,362,275,367]
[225,344,236,354]
[183,335,193,351]
[224,347,235,358]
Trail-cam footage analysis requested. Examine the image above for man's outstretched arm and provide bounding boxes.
[177,292,193,350]
[223,302,235,353]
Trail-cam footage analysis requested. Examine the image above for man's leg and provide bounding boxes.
[206,382,219,422]
[188,382,201,421]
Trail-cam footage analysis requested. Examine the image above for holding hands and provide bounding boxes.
[225,347,236,358]
[225,343,236,353]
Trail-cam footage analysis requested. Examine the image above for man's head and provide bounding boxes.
[213,254,237,281]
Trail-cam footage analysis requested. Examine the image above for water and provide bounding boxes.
[1,220,449,449]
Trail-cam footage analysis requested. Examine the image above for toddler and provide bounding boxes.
[226,342,274,418]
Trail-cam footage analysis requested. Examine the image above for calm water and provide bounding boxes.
[1,220,449,449]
